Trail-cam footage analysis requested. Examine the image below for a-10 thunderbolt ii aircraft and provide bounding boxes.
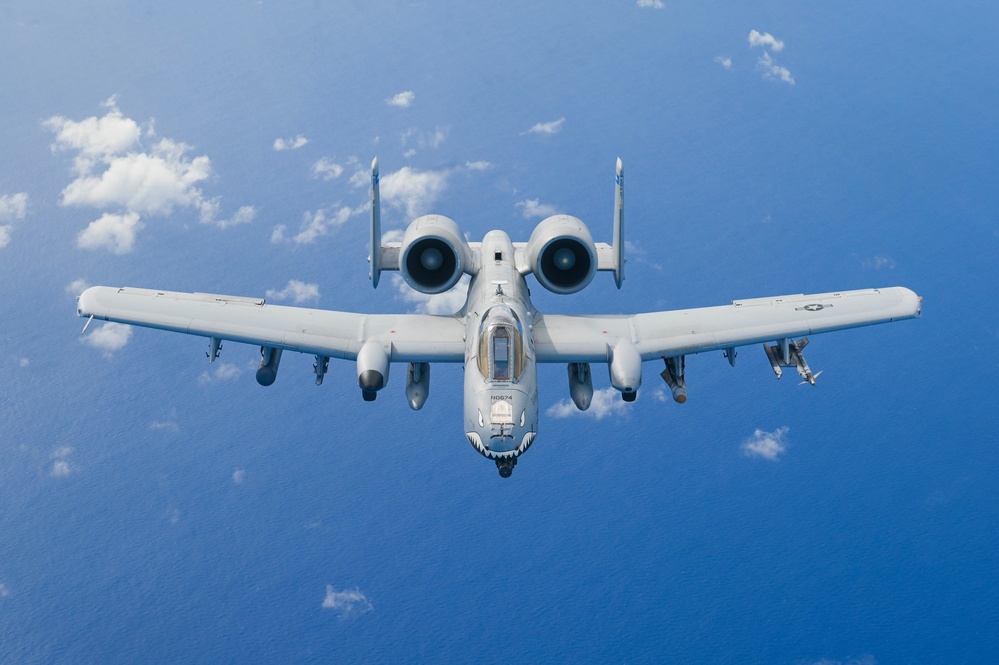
[77,159,922,477]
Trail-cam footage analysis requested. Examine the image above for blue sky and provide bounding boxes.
[1,1,997,663]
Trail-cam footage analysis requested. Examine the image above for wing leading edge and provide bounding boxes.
[533,287,921,362]
[77,286,466,362]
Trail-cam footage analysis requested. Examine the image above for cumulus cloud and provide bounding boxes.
[864,255,896,270]
[0,192,28,249]
[77,212,142,254]
[322,586,373,617]
[386,91,415,108]
[637,0,664,8]
[0,193,28,221]
[50,446,75,477]
[741,426,789,461]
[465,161,492,171]
[747,31,794,85]
[547,387,633,420]
[149,420,180,433]
[45,97,255,252]
[715,55,733,70]
[524,117,565,135]
[66,278,91,296]
[380,166,451,218]
[311,157,345,180]
[399,126,449,156]
[748,29,785,52]
[271,205,357,244]
[756,51,795,84]
[273,135,308,151]
[516,198,559,219]
[83,322,132,356]
[392,273,469,315]
[198,362,243,386]
[232,468,246,484]
[266,279,320,304]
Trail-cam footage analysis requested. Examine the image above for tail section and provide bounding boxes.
[370,157,382,288]
[612,157,624,289]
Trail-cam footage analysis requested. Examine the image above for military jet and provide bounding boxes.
[77,159,921,477]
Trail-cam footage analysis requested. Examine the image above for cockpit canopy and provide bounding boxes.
[476,306,526,382]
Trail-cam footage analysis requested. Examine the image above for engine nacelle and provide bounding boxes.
[526,215,598,294]
[399,215,470,294]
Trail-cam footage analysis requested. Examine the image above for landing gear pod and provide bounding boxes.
[357,341,390,400]
[608,341,642,401]
[256,347,283,386]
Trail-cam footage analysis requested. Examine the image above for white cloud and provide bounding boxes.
[0,193,28,221]
[0,583,9,598]
[516,198,559,219]
[266,279,320,304]
[273,135,308,151]
[380,166,451,218]
[232,468,246,484]
[66,278,91,296]
[748,29,785,52]
[637,0,664,8]
[50,446,75,477]
[756,51,795,85]
[465,161,492,171]
[741,426,789,461]
[392,274,468,315]
[312,157,345,180]
[0,193,28,249]
[83,322,132,356]
[198,362,243,386]
[524,117,565,135]
[864,255,896,270]
[45,98,253,251]
[149,420,180,433]
[44,97,142,172]
[77,212,142,254]
[322,585,373,617]
[715,55,733,70]
[272,205,356,244]
[18,357,29,368]
[399,126,449,155]
[386,90,415,108]
[547,387,633,420]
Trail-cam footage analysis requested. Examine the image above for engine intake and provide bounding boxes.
[400,215,470,294]
[526,215,598,294]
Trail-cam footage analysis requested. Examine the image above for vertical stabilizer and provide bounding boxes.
[612,157,625,288]
[370,157,382,288]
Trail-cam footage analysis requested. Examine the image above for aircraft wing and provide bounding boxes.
[532,287,921,362]
[77,286,467,362]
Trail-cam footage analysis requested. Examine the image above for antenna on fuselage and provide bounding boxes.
[612,157,625,289]
[370,157,382,288]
